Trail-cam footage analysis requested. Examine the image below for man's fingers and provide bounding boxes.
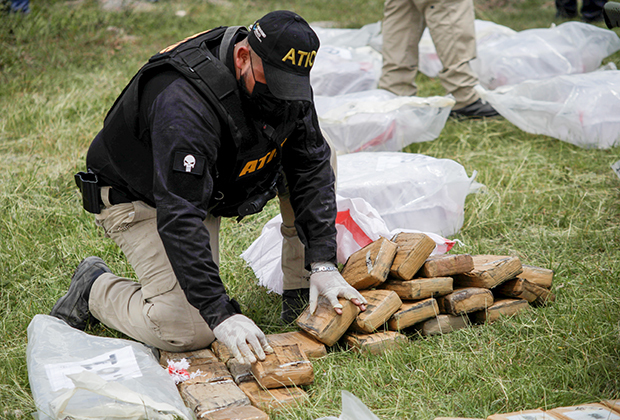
[350,298,367,311]
[229,345,245,365]
[247,335,266,361]
[258,335,274,355]
[341,289,367,305]
[327,295,343,312]
[238,341,257,364]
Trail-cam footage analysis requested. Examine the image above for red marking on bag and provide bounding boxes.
[336,209,373,248]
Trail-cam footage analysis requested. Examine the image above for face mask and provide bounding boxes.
[238,55,289,121]
[251,81,289,119]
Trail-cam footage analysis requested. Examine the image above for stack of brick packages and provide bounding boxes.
[160,330,328,420]
[161,233,556,418]
[296,232,555,355]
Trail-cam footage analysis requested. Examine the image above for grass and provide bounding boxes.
[1,0,620,418]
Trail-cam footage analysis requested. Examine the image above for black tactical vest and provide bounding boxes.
[101,26,297,218]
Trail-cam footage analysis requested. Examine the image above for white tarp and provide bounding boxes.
[315,90,454,154]
[476,69,620,149]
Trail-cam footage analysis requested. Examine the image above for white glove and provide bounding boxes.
[309,262,367,314]
[212,314,274,364]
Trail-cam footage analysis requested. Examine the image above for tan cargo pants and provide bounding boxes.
[378,0,480,109]
[89,137,337,352]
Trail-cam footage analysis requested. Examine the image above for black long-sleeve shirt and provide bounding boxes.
[87,69,337,329]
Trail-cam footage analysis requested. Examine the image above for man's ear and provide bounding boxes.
[234,44,251,75]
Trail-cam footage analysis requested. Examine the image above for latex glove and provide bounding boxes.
[212,314,274,364]
[309,262,367,314]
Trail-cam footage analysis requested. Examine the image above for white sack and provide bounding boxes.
[337,152,480,236]
[241,195,455,295]
[419,19,517,78]
[311,45,382,96]
[470,21,620,89]
[476,70,620,149]
[315,90,454,154]
[26,315,194,420]
[311,21,382,50]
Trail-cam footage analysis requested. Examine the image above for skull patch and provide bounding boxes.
[173,151,205,175]
[183,154,196,172]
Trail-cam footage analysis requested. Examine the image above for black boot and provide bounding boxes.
[50,256,111,330]
[281,288,310,324]
[450,98,500,119]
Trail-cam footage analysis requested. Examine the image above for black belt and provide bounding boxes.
[105,187,134,206]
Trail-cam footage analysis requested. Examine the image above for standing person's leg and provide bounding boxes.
[278,131,338,323]
[378,0,425,96]
[556,0,578,17]
[87,189,215,352]
[581,0,607,21]
[421,0,479,109]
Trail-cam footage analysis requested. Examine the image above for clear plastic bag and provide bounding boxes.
[476,69,620,149]
[26,315,194,420]
[314,390,380,420]
[470,22,620,89]
[315,90,454,154]
[337,152,481,236]
[311,45,382,96]
[311,21,382,50]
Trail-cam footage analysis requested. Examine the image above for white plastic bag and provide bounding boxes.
[337,152,481,236]
[311,45,382,96]
[476,70,620,149]
[241,195,454,295]
[419,19,517,78]
[311,21,382,50]
[27,315,194,420]
[315,90,454,154]
[314,390,380,420]
[470,22,620,89]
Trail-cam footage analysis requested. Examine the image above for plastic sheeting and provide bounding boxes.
[476,70,620,149]
[337,152,481,236]
[315,90,454,154]
[26,315,194,420]
[470,22,620,89]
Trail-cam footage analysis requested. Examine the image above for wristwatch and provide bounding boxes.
[310,265,339,275]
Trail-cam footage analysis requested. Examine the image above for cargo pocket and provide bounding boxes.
[143,284,198,349]
[95,202,137,237]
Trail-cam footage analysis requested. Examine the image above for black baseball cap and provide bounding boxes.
[248,10,320,101]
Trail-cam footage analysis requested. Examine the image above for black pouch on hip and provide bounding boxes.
[74,171,101,214]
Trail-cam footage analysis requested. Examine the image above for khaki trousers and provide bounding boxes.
[378,0,480,109]
[89,134,338,352]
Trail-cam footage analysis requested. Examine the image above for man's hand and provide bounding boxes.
[309,262,367,315]
[212,314,274,364]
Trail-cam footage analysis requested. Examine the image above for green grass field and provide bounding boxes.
[1,0,620,418]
